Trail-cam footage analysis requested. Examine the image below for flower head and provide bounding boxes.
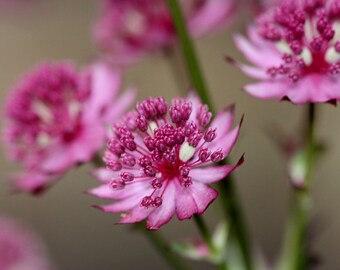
[234,0,340,104]
[89,94,243,230]
[0,215,53,270]
[93,0,236,65]
[4,62,135,193]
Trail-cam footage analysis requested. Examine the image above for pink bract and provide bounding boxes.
[234,0,340,104]
[89,94,243,230]
[93,0,237,65]
[4,62,135,194]
[0,215,53,270]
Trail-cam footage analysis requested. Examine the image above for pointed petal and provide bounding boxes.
[11,171,59,195]
[234,34,281,68]
[187,91,202,124]
[187,182,218,214]
[285,75,340,104]
[189,0,236,37]
[88,182,152,200]
[104,87,136,123]
[85,63,122,120]
[91,168,120,183]
[244,80,287,100]
[96,194,141,213]
[118,206,153,224]
[175,181,198,220]
[190,156,244,183]
[146,181,176,230]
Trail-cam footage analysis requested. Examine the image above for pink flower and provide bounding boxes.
[233,0,340,104]
[89,94,243,230]
[93,0,237,65]
[4,62,135,194]
[0,215,53,270]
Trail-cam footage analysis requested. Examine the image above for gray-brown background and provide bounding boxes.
[0,1,339,269]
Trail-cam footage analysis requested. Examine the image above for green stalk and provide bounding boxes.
[278,104,316,270]
[194,215,229,270]
[165,0,212,109]
[137,223,189,270]
[166,0,252,269]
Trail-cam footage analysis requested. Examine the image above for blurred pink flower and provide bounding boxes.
[93,0,237,65]
[4,62,135,194]
[0,215,53,270]
[89,94,243,230]
[233,0,340,104]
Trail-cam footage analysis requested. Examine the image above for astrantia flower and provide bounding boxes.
[89,94,243,230]
[4,62,135,193]
[93,0,236,64]
[234,0,340,104]
[0,215,53,270]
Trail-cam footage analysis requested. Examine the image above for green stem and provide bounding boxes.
[279,104,316,270]
[165,0,212,109]
[166,0,252,269]
[218,180,252,270]
[139,224,189,270]
[194,215,229,270]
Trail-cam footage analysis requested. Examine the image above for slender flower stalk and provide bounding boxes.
[166,0,252,269]
[279,104,316,270]
[136,223,189,270]
[194,215,229,270]
[166,0,213,109]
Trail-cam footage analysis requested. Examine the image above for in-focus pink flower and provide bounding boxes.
[0,215,53,270]
[89,94,243,230]
[233,0,340,104]
[93,0,237,65]
[4,62,135,194]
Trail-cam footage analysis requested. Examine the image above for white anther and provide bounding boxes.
[304,20,313,42]
[68,102,81,119]
[33,101,52,123]
[276,41,293,54]
[179,142,195,162]
[147,121,158,136]
[300,47,312,65]
[37,133,51,147]
[325,47,340,63]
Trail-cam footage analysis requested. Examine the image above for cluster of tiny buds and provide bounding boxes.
[102,97,226,208]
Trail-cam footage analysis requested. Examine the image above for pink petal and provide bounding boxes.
[225,57,269,79]
[11,171,59,195]
[189,0,236,37]
[187,182,218,214]
[146,181,177,230]
[119,206,153,224]
[85,62,122,121]
[208,117,242,159]
[285,75,340,104]
[104,87,136,122]
[175,180,198,220]
[91,168,120,183]
[96,194,142,213]
[187,91,202,124]
[244,80,287,100]
[210,104,235,138]
[88,182,152,200]
[234,34,281,68]
[190,155,244,184]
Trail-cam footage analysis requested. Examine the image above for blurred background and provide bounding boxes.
[0,1,339,269]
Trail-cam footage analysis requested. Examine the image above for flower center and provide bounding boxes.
[258,0,340,82]
[104,97,223,209]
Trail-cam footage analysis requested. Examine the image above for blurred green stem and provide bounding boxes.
[166,0,252,269]
[279,103,316,270]
[194,215,229,270]
[138,223,189,270]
